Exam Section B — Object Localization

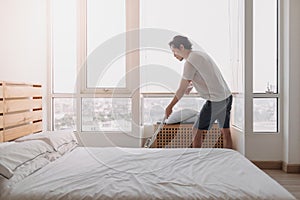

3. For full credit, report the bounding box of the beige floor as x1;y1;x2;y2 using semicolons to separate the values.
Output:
264;170;300;200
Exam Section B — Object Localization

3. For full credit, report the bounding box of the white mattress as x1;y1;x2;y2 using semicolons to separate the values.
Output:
0;147;295;200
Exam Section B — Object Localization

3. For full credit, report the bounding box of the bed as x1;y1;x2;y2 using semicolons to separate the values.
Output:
0;81;296;200
0;146;295;200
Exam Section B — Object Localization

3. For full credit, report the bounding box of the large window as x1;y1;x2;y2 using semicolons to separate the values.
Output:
53;98;76;130
51;0;77;131
140;0;234;93
51;0;129;132
52;0;77;93
86;0;126;89
253;0;278;133
253;98;277;132
143;97;205;124
82;98;131;132
140;0;239;127
50;0;279;136
253;0;278;94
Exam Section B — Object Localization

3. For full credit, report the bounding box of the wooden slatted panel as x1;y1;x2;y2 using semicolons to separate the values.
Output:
0;82;3;139
153;124;192;148
4;110;43;128
0;101;3;114
0;82;43;142
203;128;223;148
0;130;3;142
0;83;3;99
4;99;42;113
4;85;42;98
4;121;43;142
0;115;3;129
153;123;223;148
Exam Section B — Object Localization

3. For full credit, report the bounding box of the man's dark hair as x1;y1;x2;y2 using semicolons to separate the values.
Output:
168;35;192;50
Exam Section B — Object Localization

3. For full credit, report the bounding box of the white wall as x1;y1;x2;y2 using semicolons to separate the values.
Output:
0;0;47;83
283;0;300;164
0;0;48;129
245;134;282;161
231;127;245;155
234;0;300;164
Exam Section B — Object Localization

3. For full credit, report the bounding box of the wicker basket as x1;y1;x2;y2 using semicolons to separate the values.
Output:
152;123;223;148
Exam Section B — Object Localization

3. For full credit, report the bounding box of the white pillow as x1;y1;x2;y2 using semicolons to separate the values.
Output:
45;140;78;162
0;142;15;179
1;156;50;189
16;130;78;151
0;140;53;179
166;108;199;124
57;140;78;155
182;115;198;124
45;151;61;162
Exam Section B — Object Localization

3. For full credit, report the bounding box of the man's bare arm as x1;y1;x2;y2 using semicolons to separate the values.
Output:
165;79;191;118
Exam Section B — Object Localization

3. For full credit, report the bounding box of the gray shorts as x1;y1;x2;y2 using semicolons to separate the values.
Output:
193;95;232;130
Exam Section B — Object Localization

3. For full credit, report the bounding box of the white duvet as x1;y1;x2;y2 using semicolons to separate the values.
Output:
0;147;295;200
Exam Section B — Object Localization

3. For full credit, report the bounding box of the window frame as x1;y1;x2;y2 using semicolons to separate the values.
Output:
80;0;135;96
49;0;140;133
48;0;282;136
252;0;280;134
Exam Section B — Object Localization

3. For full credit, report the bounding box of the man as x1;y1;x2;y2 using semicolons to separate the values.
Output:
165;35;233;149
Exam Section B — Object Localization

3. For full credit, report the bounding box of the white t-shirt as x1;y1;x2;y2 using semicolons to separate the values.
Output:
182;51;231;101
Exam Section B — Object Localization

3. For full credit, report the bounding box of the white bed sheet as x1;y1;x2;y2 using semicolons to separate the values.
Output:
0;147;295;200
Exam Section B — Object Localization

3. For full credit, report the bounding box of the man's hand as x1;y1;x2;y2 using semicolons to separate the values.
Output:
165;79;190;119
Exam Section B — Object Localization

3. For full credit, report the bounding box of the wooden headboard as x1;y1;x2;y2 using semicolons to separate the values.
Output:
0;81;42;142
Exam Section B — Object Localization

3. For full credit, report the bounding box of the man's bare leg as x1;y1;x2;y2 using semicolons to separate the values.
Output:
220;128;232;149
192;128;205;148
